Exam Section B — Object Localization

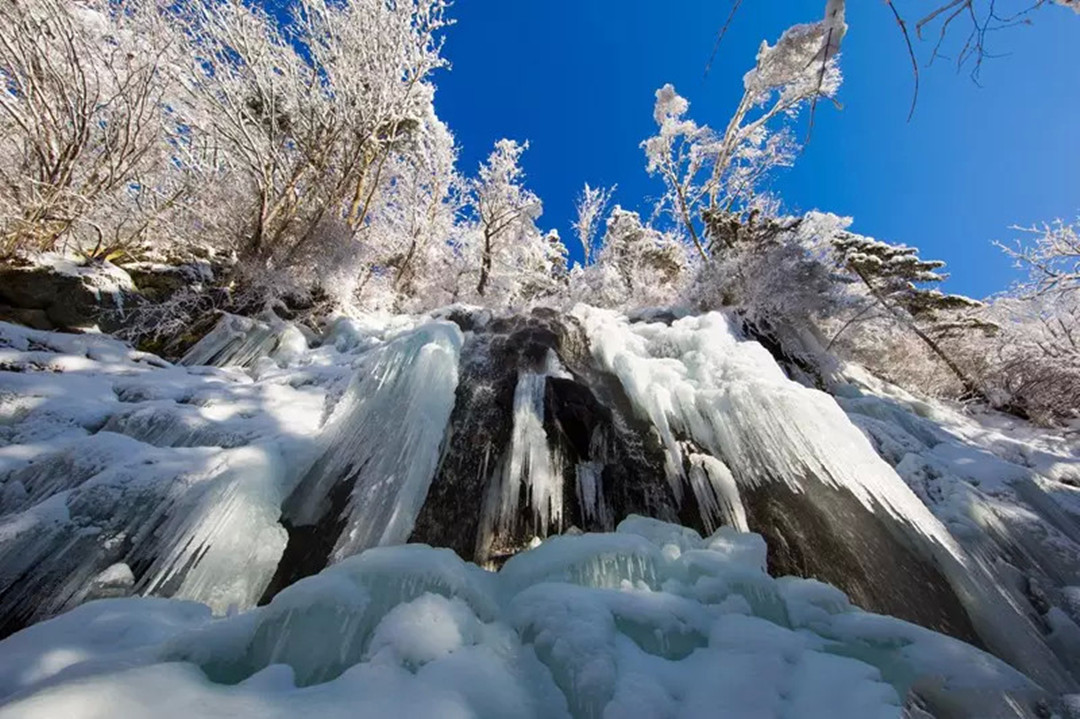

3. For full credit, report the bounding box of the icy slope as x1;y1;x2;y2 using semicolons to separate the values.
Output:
0;517;1044;719
0;315;459;631
838;365;1080;683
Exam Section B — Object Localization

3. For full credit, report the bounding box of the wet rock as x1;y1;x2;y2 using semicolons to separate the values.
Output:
741;478;983;646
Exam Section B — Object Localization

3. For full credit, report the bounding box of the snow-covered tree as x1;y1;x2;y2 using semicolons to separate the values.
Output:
0;0;181;260
169;0;451;307
996;218;1080;299
466;139;546;301
831;231;987;395
571;206;691;309
643;1;845;260
913;291;1080;423
573;183;615;266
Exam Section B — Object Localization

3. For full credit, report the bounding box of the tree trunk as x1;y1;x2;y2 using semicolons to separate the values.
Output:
477;228;493;297
854;268;984;400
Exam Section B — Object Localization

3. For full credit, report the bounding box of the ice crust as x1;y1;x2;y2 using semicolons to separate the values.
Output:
0;517;1041;719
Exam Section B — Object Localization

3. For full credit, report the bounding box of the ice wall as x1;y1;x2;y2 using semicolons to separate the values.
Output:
0;315;460;631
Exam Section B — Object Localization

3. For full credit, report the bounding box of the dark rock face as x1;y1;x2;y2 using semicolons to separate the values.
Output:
0;305;52;331
0;261;135;330
742;479;983;646
123;262;209;303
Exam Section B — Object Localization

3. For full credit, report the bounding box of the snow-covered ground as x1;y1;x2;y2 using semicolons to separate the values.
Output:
0;516;1043;718
1;308;1080;717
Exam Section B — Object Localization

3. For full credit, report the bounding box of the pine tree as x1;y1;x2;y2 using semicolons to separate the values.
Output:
832;233;989;397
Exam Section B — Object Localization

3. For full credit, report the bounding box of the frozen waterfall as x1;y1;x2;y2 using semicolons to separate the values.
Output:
3;304;1080;716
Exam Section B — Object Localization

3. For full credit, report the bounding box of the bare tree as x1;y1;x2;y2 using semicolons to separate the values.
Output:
0;0;178;260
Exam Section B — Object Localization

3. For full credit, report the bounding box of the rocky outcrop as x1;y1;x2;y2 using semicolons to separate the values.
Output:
0;256;135;331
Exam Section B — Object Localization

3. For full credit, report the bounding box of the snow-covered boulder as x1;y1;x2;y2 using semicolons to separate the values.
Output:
0;255;136;330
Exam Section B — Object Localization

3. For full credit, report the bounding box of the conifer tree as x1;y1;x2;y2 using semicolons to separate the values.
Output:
832;233;988;396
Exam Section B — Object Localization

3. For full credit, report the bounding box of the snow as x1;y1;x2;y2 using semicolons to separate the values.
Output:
4;305;1080;714
0;517;1041;719
0;315;460;625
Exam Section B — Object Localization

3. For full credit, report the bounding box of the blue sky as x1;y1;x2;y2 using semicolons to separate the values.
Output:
433;1;1078;299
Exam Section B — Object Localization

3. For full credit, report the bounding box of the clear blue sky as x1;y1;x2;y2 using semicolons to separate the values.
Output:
432;1;1078;299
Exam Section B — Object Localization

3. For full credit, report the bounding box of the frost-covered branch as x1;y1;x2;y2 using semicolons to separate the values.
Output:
573;183;615;266
997;218;1080;299
642;1;845;260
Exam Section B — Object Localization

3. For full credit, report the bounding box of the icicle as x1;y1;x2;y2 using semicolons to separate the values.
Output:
285;321;462;562
688;454;748;533
575;460;609;527
574;305;960;547
137;445;289;612
480;350;568;556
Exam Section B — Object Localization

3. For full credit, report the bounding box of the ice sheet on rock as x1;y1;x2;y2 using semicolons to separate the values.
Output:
284;321;462;561
688;453;748;533
0;314;465;631
0;518;1046;719
574;306;1079;694
837;362;1080;693
0;441;292;623
181;314;309;369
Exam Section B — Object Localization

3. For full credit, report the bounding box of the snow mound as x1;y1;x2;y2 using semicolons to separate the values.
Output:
0;517;1042;719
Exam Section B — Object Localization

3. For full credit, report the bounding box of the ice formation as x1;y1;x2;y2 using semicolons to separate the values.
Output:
0;517;1044;719
3;303;1080;714
573;306;961;542
479;349;569;559
574;306;1080;695
0;314;459;629
283;320;461;560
